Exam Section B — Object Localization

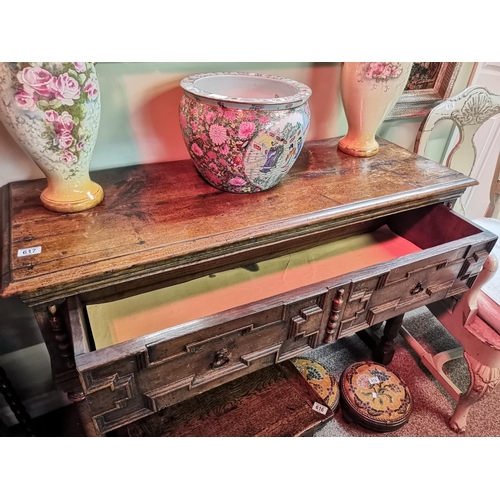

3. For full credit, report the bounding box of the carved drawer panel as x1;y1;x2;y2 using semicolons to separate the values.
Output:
69;285;348;434
338;235;495;339
67;204;497;435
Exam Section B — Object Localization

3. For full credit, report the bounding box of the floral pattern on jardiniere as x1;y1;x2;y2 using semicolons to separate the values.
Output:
179;95;310;193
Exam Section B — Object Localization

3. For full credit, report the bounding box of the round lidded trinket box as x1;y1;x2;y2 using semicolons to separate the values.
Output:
340;361;413;432
292;358;340;412
179;72;311;193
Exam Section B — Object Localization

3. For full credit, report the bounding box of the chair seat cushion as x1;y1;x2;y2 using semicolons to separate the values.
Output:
339;361;413;432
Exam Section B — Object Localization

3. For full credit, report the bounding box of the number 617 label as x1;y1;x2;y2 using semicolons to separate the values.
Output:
17;246;42;257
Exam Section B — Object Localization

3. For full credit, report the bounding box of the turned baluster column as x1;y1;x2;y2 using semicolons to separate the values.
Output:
324;289;345;344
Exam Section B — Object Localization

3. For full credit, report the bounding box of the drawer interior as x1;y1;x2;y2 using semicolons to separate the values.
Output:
85;203;485;350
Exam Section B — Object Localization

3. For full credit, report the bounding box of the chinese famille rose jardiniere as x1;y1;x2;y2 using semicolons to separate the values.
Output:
179;72;311;193
0;62;104;212
338;62;412;157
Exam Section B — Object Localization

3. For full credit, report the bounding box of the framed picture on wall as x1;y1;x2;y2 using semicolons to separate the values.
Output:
387;62;462;119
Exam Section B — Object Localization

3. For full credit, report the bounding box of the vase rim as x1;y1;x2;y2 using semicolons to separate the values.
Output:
180;72;312;109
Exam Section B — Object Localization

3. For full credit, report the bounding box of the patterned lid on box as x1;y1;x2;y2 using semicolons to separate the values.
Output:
292;358;340;410
340;361;413;428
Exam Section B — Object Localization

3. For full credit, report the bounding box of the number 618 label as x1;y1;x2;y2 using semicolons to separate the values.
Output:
17;246;42;257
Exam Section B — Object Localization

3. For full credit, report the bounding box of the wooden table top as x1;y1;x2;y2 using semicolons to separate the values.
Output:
1;136;476;305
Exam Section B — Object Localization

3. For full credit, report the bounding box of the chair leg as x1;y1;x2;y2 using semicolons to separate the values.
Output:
449;352;500;434
400;326;462;401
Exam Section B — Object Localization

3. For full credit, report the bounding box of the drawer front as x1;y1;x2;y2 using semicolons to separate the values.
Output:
338;240;493;338
76;284;347;434
70;206;496;434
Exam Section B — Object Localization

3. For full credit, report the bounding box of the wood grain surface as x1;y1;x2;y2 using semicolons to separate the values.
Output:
124;361;334;437
1;136;476;305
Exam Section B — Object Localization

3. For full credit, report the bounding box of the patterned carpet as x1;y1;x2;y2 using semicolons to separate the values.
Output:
306;307;500;437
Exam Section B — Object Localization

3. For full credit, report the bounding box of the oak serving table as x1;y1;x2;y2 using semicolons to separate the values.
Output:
1;137;497;436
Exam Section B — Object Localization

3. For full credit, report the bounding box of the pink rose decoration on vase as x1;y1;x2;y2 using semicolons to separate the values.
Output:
44;110;59;123
391;65;403;78
14;89;37;110
363;63;404;82
357;62;406;91
61;150;77;164
57;131;74;149
83;74;99;101
73;62;86;72
17;67;54;97
51;73;81;105
56;111;75;132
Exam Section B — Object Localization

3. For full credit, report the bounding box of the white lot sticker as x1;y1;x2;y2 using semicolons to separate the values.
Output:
312;402;328;415
17;246;42;257
369;376;380;385
372;392;377;399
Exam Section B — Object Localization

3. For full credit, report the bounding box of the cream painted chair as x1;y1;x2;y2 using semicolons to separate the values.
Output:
400;85;500;433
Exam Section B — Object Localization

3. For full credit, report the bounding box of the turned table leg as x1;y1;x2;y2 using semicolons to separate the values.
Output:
372;314;404;365
449;352;500;434
0;365;35;436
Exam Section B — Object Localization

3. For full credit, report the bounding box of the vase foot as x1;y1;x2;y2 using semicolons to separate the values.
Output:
41;182;104;213
338;139;379;157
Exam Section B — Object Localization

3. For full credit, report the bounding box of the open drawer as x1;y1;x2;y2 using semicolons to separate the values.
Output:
67;203;497;434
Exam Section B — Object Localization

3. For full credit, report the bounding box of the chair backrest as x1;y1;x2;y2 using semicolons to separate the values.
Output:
414;85;500;217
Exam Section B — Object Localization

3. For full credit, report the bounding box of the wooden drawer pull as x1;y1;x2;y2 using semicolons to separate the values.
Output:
211;348;230;369
410;282;424;295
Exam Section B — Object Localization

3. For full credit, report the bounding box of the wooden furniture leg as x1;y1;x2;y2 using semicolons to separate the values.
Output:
373;314;404;365
0;365;35;436
449;352;500;434
68;392;102;437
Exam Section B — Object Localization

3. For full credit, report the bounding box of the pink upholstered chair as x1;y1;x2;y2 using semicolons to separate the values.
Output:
400;85;500;433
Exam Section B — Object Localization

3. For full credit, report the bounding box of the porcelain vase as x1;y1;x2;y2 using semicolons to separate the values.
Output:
179;72;311;193
0;62;104;212
338;62;413;157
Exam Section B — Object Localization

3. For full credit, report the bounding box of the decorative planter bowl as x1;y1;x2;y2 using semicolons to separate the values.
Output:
179;72;311;193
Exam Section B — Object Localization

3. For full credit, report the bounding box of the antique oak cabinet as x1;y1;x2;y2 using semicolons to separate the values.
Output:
1;137;497;436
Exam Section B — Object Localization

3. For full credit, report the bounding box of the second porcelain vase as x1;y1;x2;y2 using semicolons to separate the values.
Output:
338;62;413;157
0;62;104;212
